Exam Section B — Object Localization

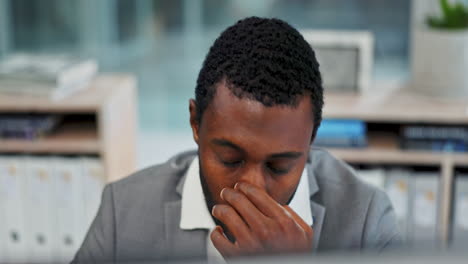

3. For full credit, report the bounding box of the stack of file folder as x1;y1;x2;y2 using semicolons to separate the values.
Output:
0;155;105;263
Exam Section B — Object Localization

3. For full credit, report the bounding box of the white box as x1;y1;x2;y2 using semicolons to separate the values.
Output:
0;156;27;263
52;157;86;263
301;30;374;93
24;156;55;263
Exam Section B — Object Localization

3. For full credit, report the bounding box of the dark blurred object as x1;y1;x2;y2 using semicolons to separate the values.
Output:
0;114;61;140
400;125;468;152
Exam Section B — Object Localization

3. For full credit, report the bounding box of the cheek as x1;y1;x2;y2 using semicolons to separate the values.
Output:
199;150;238;203
269;178;301;205
268;163;306;205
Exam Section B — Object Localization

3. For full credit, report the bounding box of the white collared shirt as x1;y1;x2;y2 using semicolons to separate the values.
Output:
180;157;313;263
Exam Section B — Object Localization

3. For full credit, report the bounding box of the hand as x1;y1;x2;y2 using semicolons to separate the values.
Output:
210;182;313;258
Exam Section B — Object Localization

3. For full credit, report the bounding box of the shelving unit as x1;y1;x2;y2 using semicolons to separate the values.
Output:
0;74;138;182
322;88;468;246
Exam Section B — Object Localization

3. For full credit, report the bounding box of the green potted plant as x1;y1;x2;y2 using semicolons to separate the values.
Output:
411;0;468;98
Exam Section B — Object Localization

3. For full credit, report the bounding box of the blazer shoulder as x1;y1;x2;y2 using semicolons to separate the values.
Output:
310;147;376;195
311;148;376;190
109;150;197;207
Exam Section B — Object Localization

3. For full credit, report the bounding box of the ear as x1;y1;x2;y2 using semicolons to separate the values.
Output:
189;99;200;145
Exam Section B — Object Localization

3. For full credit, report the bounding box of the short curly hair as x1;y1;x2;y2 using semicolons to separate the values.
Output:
195;17;323;138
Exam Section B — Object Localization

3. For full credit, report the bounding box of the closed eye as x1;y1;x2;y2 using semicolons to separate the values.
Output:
221;160;244;168
266;163;291;175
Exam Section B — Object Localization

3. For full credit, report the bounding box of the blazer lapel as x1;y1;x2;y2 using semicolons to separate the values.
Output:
310;201;326;251
307;155;327;251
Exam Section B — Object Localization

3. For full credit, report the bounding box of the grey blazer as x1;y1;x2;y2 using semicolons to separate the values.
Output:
72;148;401;262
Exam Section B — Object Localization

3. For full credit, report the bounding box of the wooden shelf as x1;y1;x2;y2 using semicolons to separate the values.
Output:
0;122;100;154
0;73;137;182
330;147;468;166
324;88;468;124
326;133;468;166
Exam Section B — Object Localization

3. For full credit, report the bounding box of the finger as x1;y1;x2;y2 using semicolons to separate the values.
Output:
284;205;314;245
220;187;269;231
235;182;285;219
211;204;258;246
210;226;238;258
283;205;313;236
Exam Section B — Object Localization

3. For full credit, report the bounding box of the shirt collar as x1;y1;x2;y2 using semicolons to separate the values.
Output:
180;157;313;230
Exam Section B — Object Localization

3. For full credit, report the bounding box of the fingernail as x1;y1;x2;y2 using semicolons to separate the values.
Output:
234;182;239;190
211;205;217;215
220;188;226;199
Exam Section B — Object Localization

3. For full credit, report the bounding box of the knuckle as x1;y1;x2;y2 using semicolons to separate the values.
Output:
225;189;246;204
210;230;219;241
216;205;233;218
240;182;256;195
278;216;295;228
226;189;249;206
256;226;271;240
229;189;242;200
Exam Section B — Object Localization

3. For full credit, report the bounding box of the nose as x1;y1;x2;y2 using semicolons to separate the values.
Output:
238;164;267;190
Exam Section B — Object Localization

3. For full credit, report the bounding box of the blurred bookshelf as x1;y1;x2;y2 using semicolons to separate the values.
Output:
0;74;137;262
0;74;138;182
321;88;468;247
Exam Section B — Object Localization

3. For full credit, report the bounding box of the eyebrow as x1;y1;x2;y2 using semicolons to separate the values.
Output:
211;138;303;159
211;139;244;152
269;152;303;159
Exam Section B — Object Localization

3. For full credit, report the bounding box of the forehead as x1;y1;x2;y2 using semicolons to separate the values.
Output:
201;82;314;152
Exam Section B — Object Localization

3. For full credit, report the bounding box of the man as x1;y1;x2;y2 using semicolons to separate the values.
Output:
73;17;400;263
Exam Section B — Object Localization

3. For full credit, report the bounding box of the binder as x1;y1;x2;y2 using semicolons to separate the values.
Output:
0;156;27;263
452;173;468;246
355;167;386;190
384;168;411;242
81;157;105;242
410;171;440;248
24;156;55;263
52;157;85;263
0;156;8;262
0;190;4;261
